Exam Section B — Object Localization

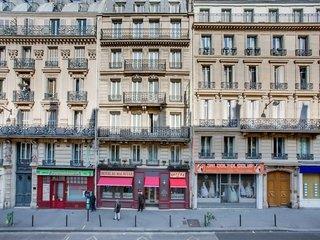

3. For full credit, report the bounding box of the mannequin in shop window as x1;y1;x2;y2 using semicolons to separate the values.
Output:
245;182;254;198
227;185;238;203
240;181;246;198
208;180;215;198
201;181;209;198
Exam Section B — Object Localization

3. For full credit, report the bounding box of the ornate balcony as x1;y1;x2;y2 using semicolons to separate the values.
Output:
222;153;238;159
297;153;314;160
198;119;239;128
45;60;59;68
109;62;123;69
199;119;215;127
199;48;214;55
67;91;88;107
244;48;261;56
295;82;313;90
101;28;189;40
13;90;34;105
43;93;58;102
146;159;160;166
169;95;183;102
70;160;84;167
270;82;288;90
124;60;166;74
169;62;182;69
244;82;262;90
271;153;288;160
68;58;88;71
295;49;312;56
108;95;122;102
0;60;7;68
13;58;35;72
198;152;215;159
123;92;166;107
241;118;320;133
270;48;287;56
221;82;238;90
42;159;56;166
198;81;215;89
246;153;262;159
98;126;190;142
221;47;237;55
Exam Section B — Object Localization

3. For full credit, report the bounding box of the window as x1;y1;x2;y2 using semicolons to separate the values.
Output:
246;100;259;119
272;36;283;50
17;142;32;164
149;20;160;38
169;2;180;13
202;65;211;84
170;113;181;128
199;9;210;22
110;79;121;100
110;111;120;133
148;79;159;93
22;46;32;59
201;136;212;157
67;177;88;201
102;186;133;199
77;19;87;35
149;2;160;13
317;9;320;22
170;50;182;68
46;110;57;126
221;9;231;22
47;78;56;97
224;100;237;120
110;49;122;68
303;174;320;199
47;47;58;66
201;35;212;54
148;145;158;163
112;20;122;38
244;9;254;22
273;137;285;158
247;36;257;49
297;36;309;56
148;50;159;69
272;100;285;118
223;35;234;49
132;145;141;163
111;145;120;162
74;78;83;92
299;138;311;156
247;137;259;158
200;99;213;120
293;9;303;23
224;65;233;84
134;2;145;13
114;2;125;13
0;46;6;63
132;50;143;69
171;188;185;200
0;78;4;93
248;66;258;86
50;19;60;35
273;65;285;86
133;19;143;39
170;20;181;39
298;101;310;120
17;110;29;126
170;145;180;164
149;113;160;131
45;143;55;162
269;9;279;22
170;79;181;101
299;66;309;90
74;46;85;59
74;110;83;127
224;136;235;156
131;113;141;132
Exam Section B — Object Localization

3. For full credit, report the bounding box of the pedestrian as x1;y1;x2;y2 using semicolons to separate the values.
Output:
138;190;145;212
114;200;121;221
90;192;96;211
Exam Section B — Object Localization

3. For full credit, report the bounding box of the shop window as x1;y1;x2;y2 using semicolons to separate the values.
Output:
171;188;185;200
303;174;320;199
67;177;87;201
102;186;133;199
42;176;50;201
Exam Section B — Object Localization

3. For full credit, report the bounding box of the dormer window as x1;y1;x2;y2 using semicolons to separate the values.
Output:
134;2;145;13
114;2;125;13
169;2;180;13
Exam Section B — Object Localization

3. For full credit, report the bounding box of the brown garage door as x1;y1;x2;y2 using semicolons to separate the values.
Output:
267;171;291;207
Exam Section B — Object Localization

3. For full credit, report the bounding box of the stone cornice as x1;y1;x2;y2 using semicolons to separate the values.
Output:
0;36;96;45
100;39;190;47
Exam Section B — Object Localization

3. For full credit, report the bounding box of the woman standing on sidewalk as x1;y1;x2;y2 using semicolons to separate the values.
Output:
114;200;121;221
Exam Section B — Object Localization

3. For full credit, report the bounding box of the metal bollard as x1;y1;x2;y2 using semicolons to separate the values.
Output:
135;215;137;227
87;209;89;222
66;214;68;227
239;214;242;227
274;214;277;227
169;215;172;227
99;214;102;227
204;214;207;227
31;215;34;227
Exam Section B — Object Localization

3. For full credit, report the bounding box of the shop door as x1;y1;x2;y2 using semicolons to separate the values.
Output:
145;187;158;205
51;181;65;208
267;171;290;207
15;174;32;206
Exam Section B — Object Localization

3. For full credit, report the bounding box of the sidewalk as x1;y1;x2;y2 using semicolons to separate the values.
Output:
0;208;320;232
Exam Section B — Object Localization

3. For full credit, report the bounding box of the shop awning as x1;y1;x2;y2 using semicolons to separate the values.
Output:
300;166;320;173
170;178;187;188
144;176;159;187
97;177;133;187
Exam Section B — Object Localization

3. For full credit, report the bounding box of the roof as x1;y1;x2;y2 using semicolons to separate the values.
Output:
194;0;320;3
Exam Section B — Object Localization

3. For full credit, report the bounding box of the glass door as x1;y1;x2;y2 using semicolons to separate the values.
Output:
51;181;65;208
148;50;159;70
145;187;158;205
132;50;143;70
221;175;239;203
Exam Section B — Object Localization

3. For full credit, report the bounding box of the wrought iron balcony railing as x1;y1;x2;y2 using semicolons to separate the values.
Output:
270;82;288;90
13;90;34;103
67;91;88;102
101;28;189;40
295;49;312;56
98;127;190;141
124;60;166;72
44;93;58;101
198;119;239;128
14;58;35;69
107;158;121;165
109;62;123;69
128;159;142;166
272;153;288;160
198;152;215;159
17;158;32;166
123;92;166;105
244;82;262;90
221;47;237;55
270;48;287;56
70;160;84;167
241;118;320;132
195;13;320;23
169;62;182;69
245;48;261;56
45;60;59;68
222;152;238;159
108;95;122;102
0;92;6;100
221;82;238;90
199;119;215;127
42;159;56;166
0;60;7;68
0;25;96;37
297;153;314;160
146;159;160;166
198;81;215;89
295;82;313;90
199;48;214;55
245;153;262;159
169;95;183;102
68;58;88;70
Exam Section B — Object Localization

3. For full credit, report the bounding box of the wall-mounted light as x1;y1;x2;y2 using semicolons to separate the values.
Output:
162;180;166;185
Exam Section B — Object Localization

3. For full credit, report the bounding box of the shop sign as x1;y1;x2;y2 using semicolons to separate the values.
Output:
195;163;265;174
100;170;134;177
170;172;186;178
36;169;94;177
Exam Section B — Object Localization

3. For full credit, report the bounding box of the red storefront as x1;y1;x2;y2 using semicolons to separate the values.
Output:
97;168;189;209
36;168;94;209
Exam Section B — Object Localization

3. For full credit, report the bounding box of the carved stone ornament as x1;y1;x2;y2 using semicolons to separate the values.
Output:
61;49;70;60
31;141;39;164
8;49;18;60
88;49;96;60
3;140;12;164
34;50;44;60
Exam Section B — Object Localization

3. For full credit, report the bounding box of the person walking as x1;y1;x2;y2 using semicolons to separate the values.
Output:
137;190;145;212
114;200;121;221
90;192;96;212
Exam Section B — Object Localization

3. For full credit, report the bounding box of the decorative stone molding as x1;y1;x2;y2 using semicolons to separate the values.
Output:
61;49;70;60
34;49;44;60
3;140;12;165
8;49;18;60
88;49;96;60
31;141;39;164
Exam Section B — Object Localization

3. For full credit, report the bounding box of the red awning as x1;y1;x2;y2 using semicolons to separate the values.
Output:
170;178;187;188
144;176;160;187
97;177;133;187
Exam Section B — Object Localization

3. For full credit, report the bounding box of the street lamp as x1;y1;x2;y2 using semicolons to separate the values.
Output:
0;106;12;124
261;99;279;118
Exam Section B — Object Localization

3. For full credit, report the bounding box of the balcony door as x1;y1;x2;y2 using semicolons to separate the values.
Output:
74;78;84;92
17;110;30;126
131;113;142;132
148;145;158;164
272;101;285;119
223;36;233;49
246;100;259;119
111;145;120;163
247;36;257;49
300;138;311;156
110;112;120;133
22;47;32;59
75;47;85;59
133;20;143;39
297;101;310;120
148;50;159;69
298;36;308;51
149;113;159;133
50;19;60;35
149;20;160;38
170;20;181;39
273;66;284;85
77;19;87;35
224;100;238;121
201;35;212;51
132;50;143;69
170;113;181;129
224;66;233;84
112;20;122;38
272;36;283;50
74;110;83;128
131;80;141;102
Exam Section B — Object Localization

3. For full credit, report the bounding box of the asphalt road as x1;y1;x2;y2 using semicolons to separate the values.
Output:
1;231;320;240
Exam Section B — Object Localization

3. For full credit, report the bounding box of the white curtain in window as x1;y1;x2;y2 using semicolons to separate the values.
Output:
298;101;310;119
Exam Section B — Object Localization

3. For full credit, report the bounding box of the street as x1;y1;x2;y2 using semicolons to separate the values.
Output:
1;231;320;240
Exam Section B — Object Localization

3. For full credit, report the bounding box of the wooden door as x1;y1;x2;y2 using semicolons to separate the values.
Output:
267;171;290;207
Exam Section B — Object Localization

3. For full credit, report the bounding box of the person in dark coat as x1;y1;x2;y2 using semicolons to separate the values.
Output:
137;190;145;212
90;192;96;211
114;200;121;221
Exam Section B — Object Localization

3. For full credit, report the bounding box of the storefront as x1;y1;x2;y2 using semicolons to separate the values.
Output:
36;168;94;209
194;163;264;208
299;166;320;208
97;168;189;209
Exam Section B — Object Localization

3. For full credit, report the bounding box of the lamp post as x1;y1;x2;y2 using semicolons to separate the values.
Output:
261;98;279;118
0;106;12;124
